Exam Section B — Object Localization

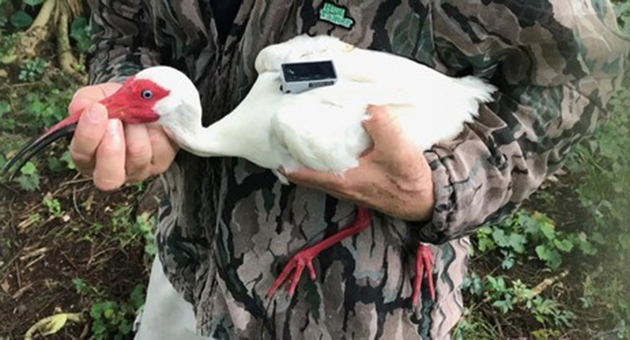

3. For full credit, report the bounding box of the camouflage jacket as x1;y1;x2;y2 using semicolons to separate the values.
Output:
86;0;628;339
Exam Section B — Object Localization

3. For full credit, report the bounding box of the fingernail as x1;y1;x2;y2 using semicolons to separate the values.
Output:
108;119;122;144
88;105;105;123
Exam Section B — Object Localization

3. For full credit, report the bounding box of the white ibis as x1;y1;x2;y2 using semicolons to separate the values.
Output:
2;34;496;305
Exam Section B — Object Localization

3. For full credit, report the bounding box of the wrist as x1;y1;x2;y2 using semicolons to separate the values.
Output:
404;172;435;222
385;155;435;222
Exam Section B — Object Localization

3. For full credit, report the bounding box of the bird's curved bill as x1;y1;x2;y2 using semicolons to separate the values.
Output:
1;94;128;180
1;111;84;180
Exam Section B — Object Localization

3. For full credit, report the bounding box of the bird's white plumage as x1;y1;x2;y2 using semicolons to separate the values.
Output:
140;35;497;182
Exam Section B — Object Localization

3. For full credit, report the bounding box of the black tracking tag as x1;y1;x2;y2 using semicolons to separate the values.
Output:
280;61;338;94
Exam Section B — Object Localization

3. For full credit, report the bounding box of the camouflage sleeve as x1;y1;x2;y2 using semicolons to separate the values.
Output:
415;0;629;243
86;0;161;84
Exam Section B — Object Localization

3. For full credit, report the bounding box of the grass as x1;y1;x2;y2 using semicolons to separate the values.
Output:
454;3;630;338
456;34;630;340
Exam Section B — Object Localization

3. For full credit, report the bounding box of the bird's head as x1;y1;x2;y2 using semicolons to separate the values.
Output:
101;66;201;124
2;66;200;179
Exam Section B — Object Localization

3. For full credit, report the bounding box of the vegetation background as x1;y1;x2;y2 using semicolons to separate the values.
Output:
0;0;629;339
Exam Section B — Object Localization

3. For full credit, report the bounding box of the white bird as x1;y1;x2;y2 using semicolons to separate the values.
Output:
3;34;496;305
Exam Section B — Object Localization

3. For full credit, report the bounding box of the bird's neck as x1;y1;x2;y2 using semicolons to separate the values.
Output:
165;73;284;169
157;100;243;159
179;114;249;159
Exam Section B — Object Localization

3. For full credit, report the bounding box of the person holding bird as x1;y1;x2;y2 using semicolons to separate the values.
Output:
60;1;628;339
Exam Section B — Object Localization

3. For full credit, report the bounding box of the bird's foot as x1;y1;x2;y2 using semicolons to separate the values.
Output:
268;207;371;298
412;243;435;306
267;246;318;297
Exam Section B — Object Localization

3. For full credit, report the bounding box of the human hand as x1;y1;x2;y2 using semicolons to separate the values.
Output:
284;105;435;221
68;83;179;191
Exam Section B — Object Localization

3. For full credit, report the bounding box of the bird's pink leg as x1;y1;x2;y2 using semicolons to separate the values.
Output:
412;243;435;306
267;207;371;297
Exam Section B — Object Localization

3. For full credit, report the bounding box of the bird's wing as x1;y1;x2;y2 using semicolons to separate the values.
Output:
392;74;497;150
270;74;497;174
270;85;371;174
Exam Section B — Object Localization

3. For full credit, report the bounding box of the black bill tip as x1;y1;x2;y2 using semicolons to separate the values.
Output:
1;123;78;181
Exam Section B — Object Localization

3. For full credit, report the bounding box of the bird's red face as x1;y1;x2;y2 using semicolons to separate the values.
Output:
101;76;171;124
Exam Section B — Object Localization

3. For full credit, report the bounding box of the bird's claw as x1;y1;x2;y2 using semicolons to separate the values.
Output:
268;250;317;298
267;208;371;299
412;244;435;306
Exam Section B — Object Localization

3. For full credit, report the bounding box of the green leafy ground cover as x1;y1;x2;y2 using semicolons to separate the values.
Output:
0;0;629;339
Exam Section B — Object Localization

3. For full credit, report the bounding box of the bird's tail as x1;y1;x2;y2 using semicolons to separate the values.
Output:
457;76;497;104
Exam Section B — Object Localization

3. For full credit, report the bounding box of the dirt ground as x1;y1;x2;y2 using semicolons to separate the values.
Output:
0;165;161;339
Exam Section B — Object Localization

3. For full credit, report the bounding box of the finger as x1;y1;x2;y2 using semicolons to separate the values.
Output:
148;125;179;175
284;167;346;190
68;83;122;116
68;96;97;117
124;124;152;182
69;103;108;175
288;177;359;204
285;168;366;202
93;119;126;191
362;105;406;152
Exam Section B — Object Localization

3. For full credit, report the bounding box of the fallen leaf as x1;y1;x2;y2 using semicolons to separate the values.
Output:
0;53;17;64
24;313;83;340
1;280;10;294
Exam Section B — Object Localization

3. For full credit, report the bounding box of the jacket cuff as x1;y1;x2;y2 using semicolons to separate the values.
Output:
407;148;457;244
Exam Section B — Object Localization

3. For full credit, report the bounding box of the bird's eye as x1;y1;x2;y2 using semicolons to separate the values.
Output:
141;90;153;100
